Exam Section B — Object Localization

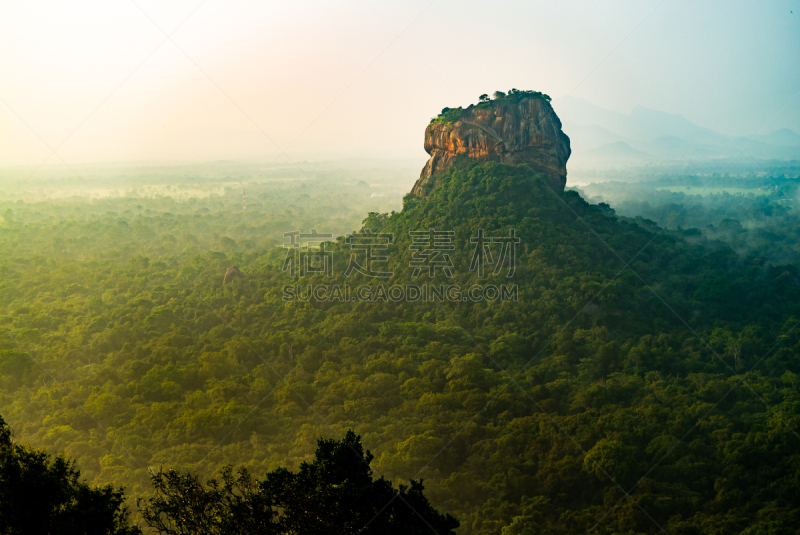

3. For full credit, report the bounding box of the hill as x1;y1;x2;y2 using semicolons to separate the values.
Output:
583;141;650;162
556;96;800;168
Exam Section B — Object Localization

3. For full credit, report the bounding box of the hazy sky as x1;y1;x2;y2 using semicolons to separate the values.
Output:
1;0;798;166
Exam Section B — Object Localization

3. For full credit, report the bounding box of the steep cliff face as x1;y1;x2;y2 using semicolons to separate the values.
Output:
413;96;571;194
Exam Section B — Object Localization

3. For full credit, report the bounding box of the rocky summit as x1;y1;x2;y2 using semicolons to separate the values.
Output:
413;90;571;195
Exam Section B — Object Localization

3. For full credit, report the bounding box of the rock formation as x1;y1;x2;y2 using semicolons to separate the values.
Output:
413;93;571;194
223;266;244;285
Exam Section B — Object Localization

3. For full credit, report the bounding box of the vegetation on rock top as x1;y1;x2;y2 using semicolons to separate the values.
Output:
430;89;553;125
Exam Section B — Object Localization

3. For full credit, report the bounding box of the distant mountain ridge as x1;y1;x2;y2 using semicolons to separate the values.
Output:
555;96;800;169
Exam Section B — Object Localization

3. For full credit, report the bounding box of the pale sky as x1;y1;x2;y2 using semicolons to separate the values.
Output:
1;0;798;166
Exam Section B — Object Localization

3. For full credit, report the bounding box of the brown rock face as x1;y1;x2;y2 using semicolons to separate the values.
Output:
413;97;571;194
223;265;244;285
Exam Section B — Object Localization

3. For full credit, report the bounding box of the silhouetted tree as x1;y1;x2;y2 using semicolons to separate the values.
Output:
264;430;459;535
139;466;275;535
139;430;459;535
0;415;139;535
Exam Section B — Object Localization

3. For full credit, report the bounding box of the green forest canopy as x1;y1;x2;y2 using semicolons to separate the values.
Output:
0;161;799;534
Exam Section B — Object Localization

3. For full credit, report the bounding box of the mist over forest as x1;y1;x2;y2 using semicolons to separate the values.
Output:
5;155;797;268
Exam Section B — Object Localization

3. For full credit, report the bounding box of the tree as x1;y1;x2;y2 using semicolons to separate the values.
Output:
479;94;490;102
140;430;459;535
265;430;459;535
139;466;276;535
0;415;140;535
